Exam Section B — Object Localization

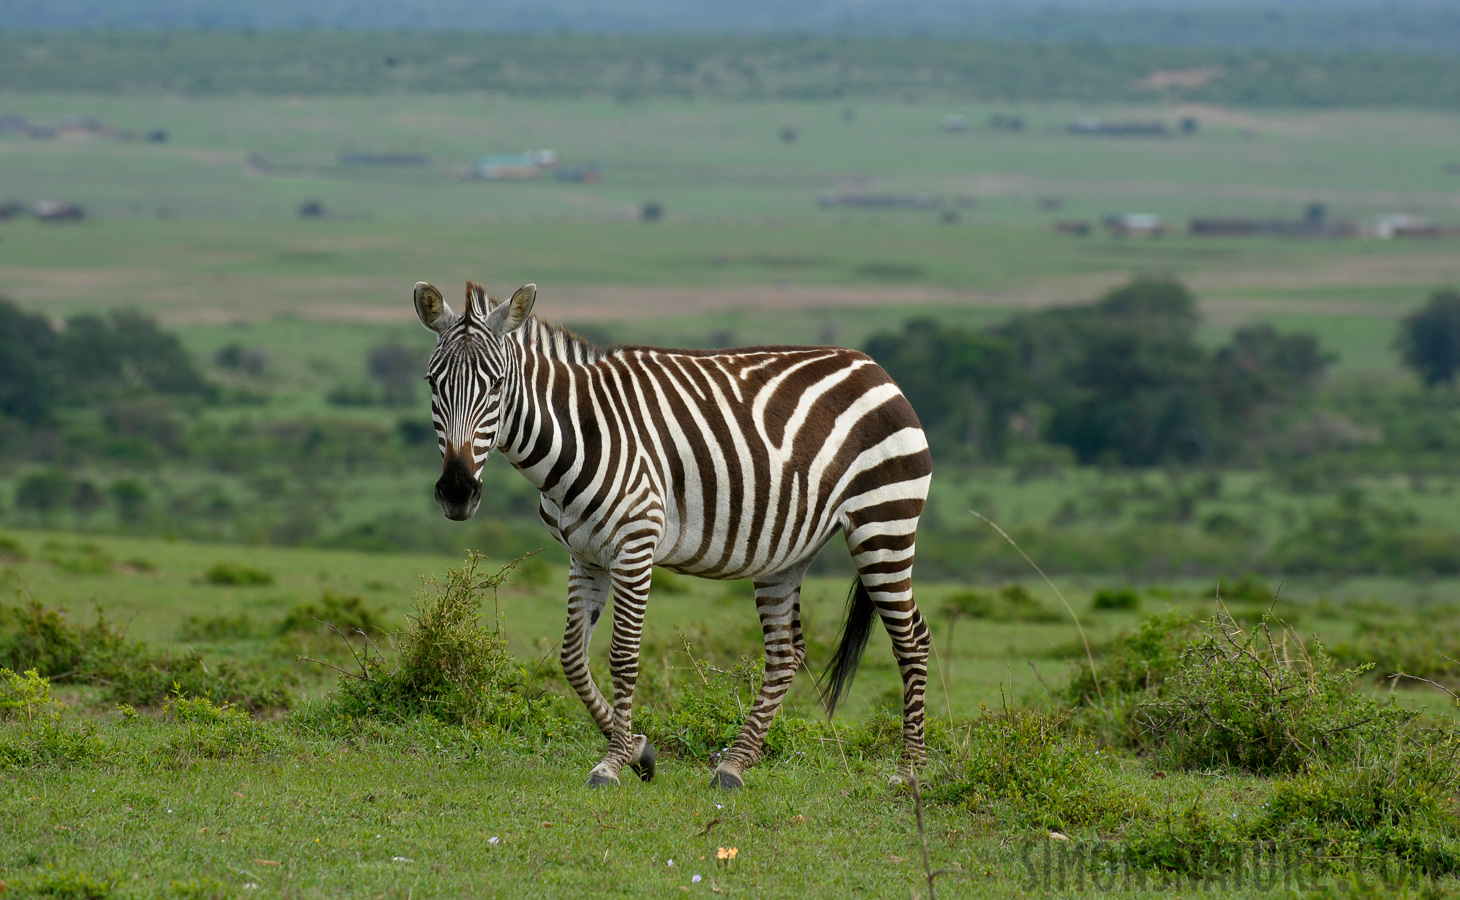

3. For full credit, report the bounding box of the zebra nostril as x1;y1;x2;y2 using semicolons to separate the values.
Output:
435;457;481;509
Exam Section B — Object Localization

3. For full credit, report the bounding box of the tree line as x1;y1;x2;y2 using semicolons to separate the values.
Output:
3;32;1460;108
867;279;1459;467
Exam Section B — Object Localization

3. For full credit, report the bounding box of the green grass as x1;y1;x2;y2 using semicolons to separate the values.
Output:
2;545;1458;897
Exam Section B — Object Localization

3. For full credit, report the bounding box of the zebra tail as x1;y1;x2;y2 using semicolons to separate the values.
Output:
819;575;876;717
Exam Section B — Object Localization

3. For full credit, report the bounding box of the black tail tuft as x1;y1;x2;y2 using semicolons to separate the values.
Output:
819;576;877;717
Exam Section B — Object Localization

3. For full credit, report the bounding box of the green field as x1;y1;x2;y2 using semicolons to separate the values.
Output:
4;78;1460;898
3;530;1460;897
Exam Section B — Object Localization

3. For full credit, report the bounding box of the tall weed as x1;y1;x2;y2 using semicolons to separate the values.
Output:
324;553;565;732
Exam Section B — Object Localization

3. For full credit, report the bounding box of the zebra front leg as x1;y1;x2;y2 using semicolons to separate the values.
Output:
710;570;807;790
561;560;614;737
586;564;654;787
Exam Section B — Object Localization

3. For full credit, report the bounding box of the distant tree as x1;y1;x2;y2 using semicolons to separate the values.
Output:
865;318;1025;460
367;341;421;406
0;298;60;424
1397;289;1460;388
15;469;74;514
1209;325;1329;417
56;310;206;401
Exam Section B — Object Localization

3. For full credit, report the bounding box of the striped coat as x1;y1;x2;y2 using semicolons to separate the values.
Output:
415;281;932;789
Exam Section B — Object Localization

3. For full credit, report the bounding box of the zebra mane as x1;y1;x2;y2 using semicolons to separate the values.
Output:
515;315;605;366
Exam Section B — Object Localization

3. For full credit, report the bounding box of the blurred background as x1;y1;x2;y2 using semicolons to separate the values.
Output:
2;0;1459;619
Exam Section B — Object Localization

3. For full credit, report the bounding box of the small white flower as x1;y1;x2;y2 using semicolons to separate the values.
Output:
692;874;702;883
667;859;674;866
715;804;723;810
243;884;259;891
488;836;500;845
392;856;412;863
167;809;173;813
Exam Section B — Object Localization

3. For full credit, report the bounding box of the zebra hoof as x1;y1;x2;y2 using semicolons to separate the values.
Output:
629;738;657;783
586;769;621;788
709;768;744;791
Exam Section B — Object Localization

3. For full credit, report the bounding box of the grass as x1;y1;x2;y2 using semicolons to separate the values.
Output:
2;556;1459;896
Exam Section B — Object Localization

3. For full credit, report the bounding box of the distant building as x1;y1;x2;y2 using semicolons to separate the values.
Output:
475;150;558;180
33;201;85;222
1070;117;1168;137
940;114;968;132
1102;213;1166;236
1371;213;1460;239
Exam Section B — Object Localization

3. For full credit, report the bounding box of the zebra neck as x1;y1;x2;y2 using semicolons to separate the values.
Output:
494;326;601;503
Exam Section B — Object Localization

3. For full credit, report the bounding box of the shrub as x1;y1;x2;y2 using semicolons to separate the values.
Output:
0;669;109;770
325;553;565;731
1064;610;1196;707
1091;587;1141;612
105;650;293;713
176;612;262;642
162;691;276;763
1135;612;1416;774
0;600;139;679
0;599;292;711
942;584;1059;623
1;667;62;723
0;534;27;561
931;706;1146;831
204;562;275;586
1329;619;1460;687
278;591;385;637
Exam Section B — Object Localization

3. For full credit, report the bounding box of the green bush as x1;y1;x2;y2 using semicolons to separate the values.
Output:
162;692;276;763
1136;612;1416;774
942;584;1059;623
1329;619;1460;687
1;667;62;723
0;599;292;711
1091;587;1141;612
1064;610;1196;707
176;612;262;642
105;650;293;713
0;534;27;561
326;553;565;732
203;562;276;586
0;669;109;770
931;706;1146;831
278;591;385;637
0;600;140;679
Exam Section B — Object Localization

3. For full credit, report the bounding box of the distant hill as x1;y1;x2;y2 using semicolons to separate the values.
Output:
4;31;1460;108
2;0;1458;54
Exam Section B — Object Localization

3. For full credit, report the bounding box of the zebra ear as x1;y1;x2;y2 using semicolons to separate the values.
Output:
413;282;456;333
486;283;536;336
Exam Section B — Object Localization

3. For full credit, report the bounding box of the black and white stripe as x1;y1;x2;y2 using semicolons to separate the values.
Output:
414;280;933;788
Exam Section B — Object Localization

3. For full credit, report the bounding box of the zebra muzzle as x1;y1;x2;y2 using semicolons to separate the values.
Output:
435;454;482;521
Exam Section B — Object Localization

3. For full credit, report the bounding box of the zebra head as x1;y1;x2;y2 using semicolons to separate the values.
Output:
413;280;536;521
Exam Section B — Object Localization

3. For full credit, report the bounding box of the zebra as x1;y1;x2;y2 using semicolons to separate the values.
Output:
413;279;933;789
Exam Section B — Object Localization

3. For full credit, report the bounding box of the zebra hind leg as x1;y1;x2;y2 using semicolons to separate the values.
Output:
710;568;807;790
847;518;931;787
